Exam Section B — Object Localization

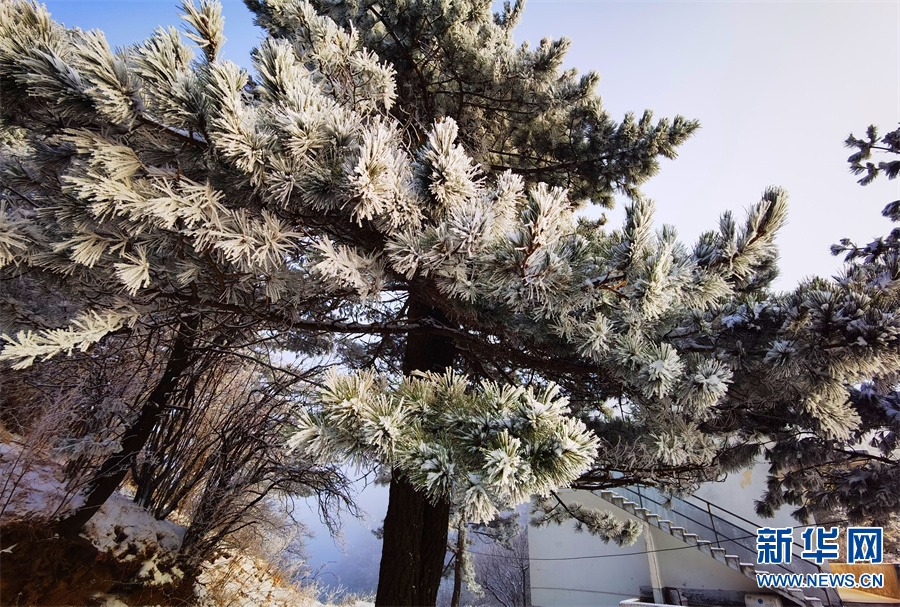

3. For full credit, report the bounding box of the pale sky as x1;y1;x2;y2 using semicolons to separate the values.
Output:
511;1;900;290
38;0;900;593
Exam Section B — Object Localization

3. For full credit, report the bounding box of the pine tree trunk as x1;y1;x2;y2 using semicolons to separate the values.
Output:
376;472;426;606
418;494;451;605
56;316;198;538
375;301;454;607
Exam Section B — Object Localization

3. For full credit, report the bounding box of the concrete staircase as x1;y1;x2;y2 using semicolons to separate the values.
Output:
596;489;830;607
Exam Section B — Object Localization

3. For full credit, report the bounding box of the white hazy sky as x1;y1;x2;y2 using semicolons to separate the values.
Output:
43;0;900;289
511;1;900;290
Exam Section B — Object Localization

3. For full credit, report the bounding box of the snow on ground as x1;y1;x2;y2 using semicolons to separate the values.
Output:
0;434;184;571
1;431;373;607
194;549;374;607
195;551;319;607
91;594;132;607
0;437;84;520
84;492;184;558
84;492;187;587
1;434;186;589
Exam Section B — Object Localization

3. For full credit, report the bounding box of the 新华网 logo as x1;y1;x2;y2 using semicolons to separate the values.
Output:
754;526;885;591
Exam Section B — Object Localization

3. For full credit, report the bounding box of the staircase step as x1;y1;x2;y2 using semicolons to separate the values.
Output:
710;547;727;563
744;569;822;607
593;489;821;607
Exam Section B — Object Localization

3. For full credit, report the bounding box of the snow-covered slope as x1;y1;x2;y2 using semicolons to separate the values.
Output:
1;433;372;607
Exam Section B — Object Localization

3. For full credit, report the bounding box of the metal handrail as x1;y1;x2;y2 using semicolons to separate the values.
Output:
601;485;843;606
678;489;813;555
620;486;821;570
625;485;812;557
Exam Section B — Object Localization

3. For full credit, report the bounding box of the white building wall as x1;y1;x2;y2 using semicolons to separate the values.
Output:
529;463;815;606
529;490;651;607
690;464;811;560
693;466;796;529
651;523;759;593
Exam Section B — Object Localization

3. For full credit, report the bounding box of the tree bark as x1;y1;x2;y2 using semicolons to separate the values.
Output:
56;316;198;538
376;472;426;606
418;492;451;605
375;300;455;607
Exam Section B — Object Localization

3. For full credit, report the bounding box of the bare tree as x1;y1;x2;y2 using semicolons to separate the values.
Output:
472;528;531;607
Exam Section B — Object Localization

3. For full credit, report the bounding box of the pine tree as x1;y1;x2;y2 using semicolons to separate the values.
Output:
2;1;898;605
234;3;705;602
0;1;703;601
743;125;900;525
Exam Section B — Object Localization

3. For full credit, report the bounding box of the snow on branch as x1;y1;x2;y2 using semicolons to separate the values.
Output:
289;370;600;524
0;309;140;370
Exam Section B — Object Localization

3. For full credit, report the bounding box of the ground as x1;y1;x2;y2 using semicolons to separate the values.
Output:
0;430;373;607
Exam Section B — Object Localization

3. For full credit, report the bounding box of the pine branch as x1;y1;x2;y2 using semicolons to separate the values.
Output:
137;114;208;148
366;5;433;121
